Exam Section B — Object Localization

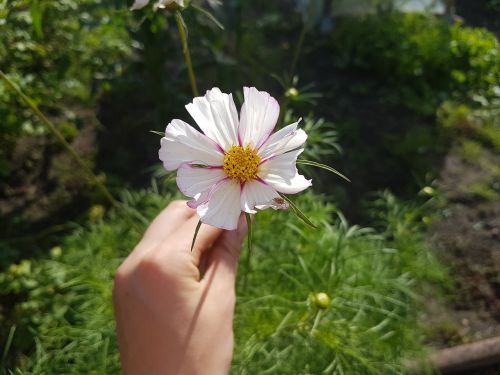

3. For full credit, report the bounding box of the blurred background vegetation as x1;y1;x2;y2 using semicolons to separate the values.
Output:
0;0;499;374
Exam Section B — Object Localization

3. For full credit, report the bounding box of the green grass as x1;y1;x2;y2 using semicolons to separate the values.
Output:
0;182;446;374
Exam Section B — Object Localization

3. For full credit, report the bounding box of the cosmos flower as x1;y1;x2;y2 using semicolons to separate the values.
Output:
159;87;312;230
130;0;185;11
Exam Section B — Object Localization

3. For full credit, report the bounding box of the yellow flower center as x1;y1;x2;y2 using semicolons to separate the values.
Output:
223;145;261;183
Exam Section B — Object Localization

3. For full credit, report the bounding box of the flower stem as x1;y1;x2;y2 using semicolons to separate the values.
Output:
0;70;118;208
175;10;199;97
288;24;307;81
279;23;307;126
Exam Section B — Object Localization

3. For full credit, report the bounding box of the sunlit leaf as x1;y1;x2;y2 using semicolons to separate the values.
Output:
297;159;350;182
149;130;165;136
191;4;224;30
279;193;317;229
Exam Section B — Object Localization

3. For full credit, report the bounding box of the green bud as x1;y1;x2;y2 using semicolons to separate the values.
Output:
50;246;63;258
158;0;188;11
88;205;105;223
313;292;331;309
285;87;299;98
421;186;435;196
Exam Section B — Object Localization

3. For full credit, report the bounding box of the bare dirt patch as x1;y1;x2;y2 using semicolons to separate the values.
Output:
425;147;500;373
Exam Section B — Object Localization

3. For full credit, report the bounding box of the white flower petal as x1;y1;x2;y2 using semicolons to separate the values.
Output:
197;179;242;230
260;148;303;178
240;179;287;213
261;172;312;195
256;198;289;210
257;119;306;160
159;119;224;171
185;88;239;151
187;178;228;209
239;87;280;149
130;0;149;10
176;165;226;198
258;149;312;194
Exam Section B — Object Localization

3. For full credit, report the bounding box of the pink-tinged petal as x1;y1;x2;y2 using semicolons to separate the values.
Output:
185;88;239;151
239;87;280;148
130;0;149;10
196;179;242;230
187;177;228;209
256;198;289;210
240;179;288;213
176;164;226;198
257;119;306;160
159;119;223;171
258;149;312;194
260;148;304;179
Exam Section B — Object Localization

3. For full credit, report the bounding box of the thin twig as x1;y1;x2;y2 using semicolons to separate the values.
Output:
0;70;118;208
175;11;199;97
289;24;307;80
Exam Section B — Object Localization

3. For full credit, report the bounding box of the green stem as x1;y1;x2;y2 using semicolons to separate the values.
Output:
1;325;16;368
175;11;199;97
241;213;253;292
0;70;118;208
288;24;307;82
279;24;307;126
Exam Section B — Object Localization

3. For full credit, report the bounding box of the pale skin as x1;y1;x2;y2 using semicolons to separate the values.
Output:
113;201;247;375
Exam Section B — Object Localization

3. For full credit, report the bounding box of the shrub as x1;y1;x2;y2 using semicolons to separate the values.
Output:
0;0;132;177
330;13;500;114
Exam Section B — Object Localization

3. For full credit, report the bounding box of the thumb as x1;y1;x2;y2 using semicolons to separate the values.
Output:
202;214;247;292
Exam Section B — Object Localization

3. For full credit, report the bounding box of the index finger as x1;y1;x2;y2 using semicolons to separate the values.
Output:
128;200;196;264
161;213;225;268
142;200;196;245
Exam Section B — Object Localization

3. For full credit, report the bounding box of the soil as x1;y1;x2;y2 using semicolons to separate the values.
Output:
309;3;500;372
424;147;500;374
0;108;99;263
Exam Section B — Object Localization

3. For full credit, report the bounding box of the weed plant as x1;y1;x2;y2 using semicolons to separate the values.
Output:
0;0;132;176
0;181;445;374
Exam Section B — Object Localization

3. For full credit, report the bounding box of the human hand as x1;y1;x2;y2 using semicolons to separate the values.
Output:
113;201;247;375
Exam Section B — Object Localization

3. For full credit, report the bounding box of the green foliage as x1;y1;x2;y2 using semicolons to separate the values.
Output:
437;100;472;130
330;13;500;114
0;0;132;176
453;139;500;202
437;98;500;151
233;194;437;374
0;182;446;374
367;191;449;285
0;184;174;374
298;112;342;161
0;2;492;374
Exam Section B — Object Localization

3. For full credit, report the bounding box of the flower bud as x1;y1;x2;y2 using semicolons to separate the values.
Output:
50;246;63;258
422;216;431;225
155;0;187;11
421;186;435;196
88;205;105;223
313;292;331;309
285;87;299;98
